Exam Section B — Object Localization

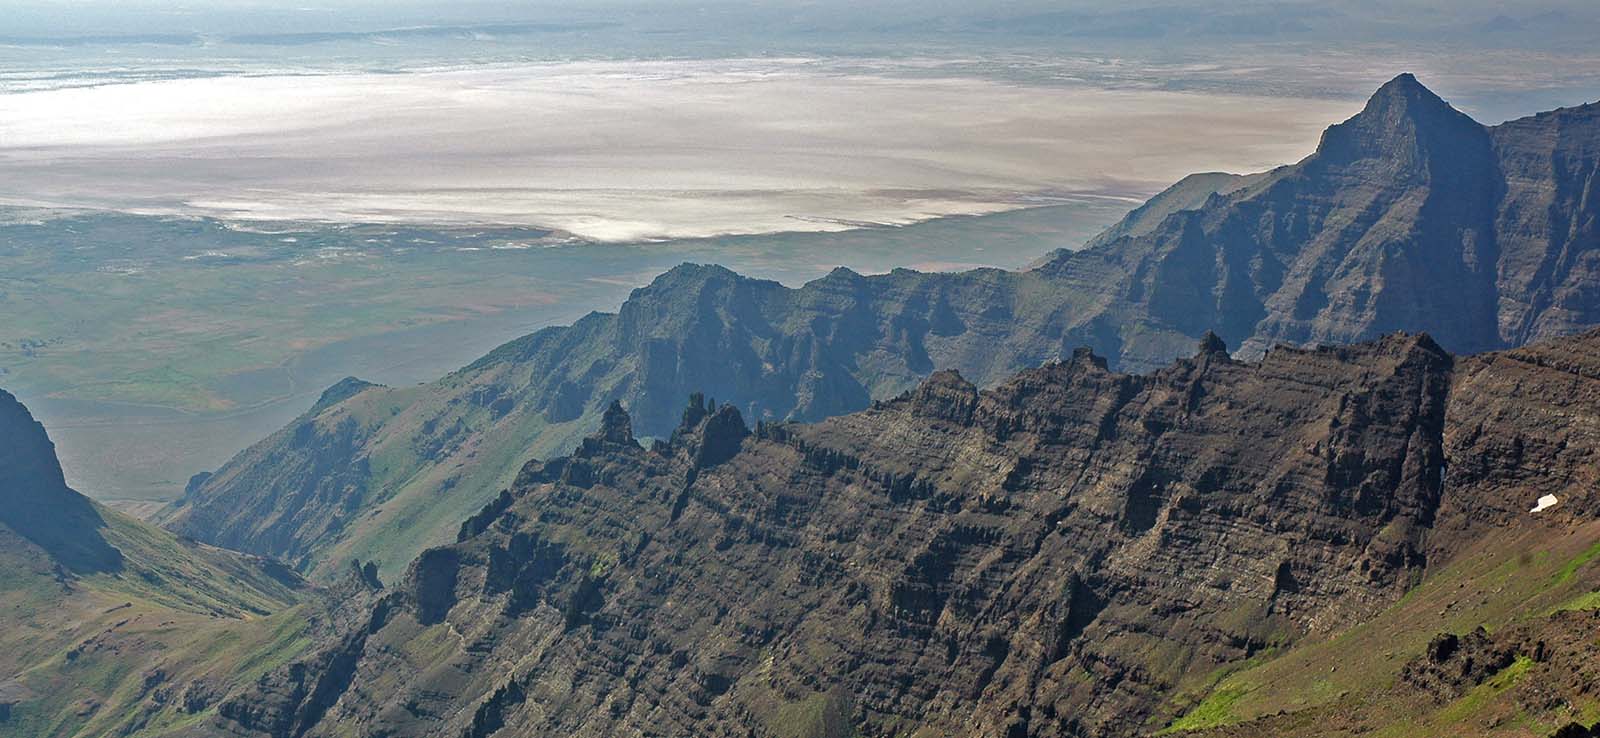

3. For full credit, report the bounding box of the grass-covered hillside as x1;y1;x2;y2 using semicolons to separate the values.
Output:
0;510;314;738
1162;523;1600;737
0;387;315;738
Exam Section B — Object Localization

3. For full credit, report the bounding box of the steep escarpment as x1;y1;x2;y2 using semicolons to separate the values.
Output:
1140;330;1600;735
1488;99;1600;345
200;331;1478;738
162;75;1600;583
1034;76;1600;366
1037;74;1507;363
162;263;1092;580
1435;333;1600;538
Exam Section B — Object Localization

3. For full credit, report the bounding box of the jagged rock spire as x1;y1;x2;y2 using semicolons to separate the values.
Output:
670;392;749;468
694;405;749;468
680;392;710;432
1197;331;1229;356
599;400;636;446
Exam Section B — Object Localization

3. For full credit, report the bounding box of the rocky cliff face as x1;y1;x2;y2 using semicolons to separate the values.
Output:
202;326;1600;738
162;75;1600;585
1038;74;1600;365
1488;99;1600;345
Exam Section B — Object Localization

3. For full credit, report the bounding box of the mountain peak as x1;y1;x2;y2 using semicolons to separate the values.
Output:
1362;73;1455;118
1375;72;1426;95
1312;73;1485;171
0;389;68;494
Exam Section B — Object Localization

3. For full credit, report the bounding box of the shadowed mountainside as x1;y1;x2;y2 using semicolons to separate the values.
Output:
1035;73;1600;361
0;388;123;573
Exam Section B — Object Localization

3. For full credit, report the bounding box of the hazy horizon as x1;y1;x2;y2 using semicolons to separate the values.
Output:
5;1;1600;242
0;57;1368;241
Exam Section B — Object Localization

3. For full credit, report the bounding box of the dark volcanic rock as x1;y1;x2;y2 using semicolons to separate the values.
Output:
1036;73;1575;365
1401;628;1517;701
596;400;635;446
1433;332;1600;548
204;330;1498;738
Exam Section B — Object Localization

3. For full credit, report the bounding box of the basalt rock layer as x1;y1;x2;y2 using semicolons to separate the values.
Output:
193;326;1600;738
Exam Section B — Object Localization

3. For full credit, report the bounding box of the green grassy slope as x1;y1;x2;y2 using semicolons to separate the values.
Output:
1155;522;1600;737
0;504;313;738
303;375;588;582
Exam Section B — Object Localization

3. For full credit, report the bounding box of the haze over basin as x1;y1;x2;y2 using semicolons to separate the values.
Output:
0;59;1359;241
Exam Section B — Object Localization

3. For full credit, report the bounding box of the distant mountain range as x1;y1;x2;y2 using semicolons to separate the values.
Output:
186;327;1600;737
160;74;1600;587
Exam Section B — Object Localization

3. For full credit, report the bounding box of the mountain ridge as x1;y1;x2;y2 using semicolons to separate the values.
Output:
161;75;1600;584
187;327;1600;738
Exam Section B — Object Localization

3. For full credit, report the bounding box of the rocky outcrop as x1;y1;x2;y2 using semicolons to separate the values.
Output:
1400;628;1518;701
1199;606;1600;738
202;327;1555;738
161;75;1600;585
